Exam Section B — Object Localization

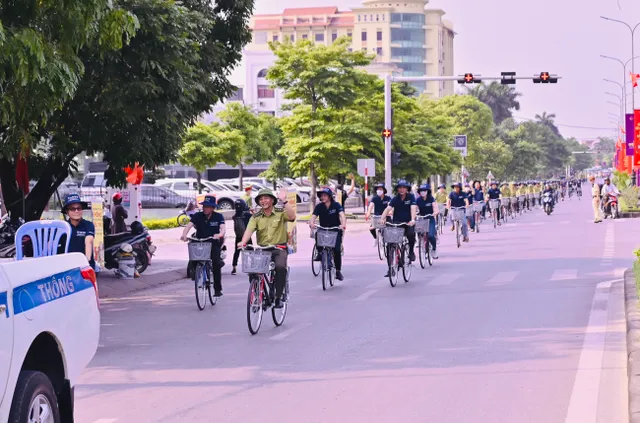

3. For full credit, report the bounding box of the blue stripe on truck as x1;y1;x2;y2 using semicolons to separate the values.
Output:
12;267;93;315
0;291;7;317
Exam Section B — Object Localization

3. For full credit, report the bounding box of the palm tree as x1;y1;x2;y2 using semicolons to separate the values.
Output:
534;112;560;136
465;82;521;124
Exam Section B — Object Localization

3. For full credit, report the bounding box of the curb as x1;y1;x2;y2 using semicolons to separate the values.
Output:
97;269;186;299
624;268;640;423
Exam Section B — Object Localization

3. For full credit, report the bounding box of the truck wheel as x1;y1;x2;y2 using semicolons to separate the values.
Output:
9;370;61;423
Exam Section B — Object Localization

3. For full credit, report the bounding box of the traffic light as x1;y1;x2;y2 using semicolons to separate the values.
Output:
501;72;516;85
533;72;558;83
392;152;401;165
457;73;482;84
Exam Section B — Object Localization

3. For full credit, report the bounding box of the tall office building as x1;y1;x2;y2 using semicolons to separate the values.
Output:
240;0;455;116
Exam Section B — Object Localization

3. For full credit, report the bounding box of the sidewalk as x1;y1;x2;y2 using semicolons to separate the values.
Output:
97;267;187;299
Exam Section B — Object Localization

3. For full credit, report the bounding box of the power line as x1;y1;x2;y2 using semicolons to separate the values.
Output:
512;116;614;131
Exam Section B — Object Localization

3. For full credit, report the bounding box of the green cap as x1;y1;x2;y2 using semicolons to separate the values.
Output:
255;188;277;203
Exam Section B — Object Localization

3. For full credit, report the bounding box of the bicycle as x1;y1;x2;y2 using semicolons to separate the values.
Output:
187;236;219;311
313;225;341;290
500;198;509;224
241;245;290;335
371;216;387;261
437;203;447;236
472;201;484;233
450;206;467;248
489;199;500;228
576;187;582;201
415;215;433;269
383;222;413;287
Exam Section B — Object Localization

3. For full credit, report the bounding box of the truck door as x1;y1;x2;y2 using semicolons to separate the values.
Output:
0;269;14;404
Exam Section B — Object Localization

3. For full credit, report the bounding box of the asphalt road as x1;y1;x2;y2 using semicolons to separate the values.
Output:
75;197;636;423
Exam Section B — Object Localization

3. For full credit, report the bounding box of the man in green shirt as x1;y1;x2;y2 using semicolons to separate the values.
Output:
242;184;254;212
238;188;296;308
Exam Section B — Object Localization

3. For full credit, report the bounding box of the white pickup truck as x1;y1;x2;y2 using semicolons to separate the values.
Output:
0;253;100;422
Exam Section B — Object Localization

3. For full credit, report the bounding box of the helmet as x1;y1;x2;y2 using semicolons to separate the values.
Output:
451;182;462;189
395;179;411;189
234;198;248;213
438;184;446;189
316;187;334;199
417;184;431;192
112;192;123;201
374;183;387;193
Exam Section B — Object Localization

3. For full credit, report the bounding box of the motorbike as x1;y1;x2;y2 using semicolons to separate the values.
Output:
0;213;24;258
603;194;619;219
542;192;554;215
104;221;156;274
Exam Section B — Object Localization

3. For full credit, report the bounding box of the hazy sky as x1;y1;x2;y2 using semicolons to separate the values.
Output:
230;0;640;141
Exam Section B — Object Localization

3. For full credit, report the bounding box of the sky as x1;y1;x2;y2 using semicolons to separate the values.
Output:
229;0;640;141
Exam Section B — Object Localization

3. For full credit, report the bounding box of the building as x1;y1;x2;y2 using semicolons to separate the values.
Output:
242;1;455;116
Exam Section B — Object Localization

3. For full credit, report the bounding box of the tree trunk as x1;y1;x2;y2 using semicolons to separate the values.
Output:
238;162;244;191
196;171;202;194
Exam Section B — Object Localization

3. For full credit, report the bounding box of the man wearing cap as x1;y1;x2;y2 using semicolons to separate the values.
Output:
589;175;602;223
238;188;296;308
242;184;254;212
380;180;417;262
63;194;96;268
180;195;226;296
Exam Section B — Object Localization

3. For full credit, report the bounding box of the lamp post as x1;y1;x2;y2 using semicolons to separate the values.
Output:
600;55;640;111
600;17;640;109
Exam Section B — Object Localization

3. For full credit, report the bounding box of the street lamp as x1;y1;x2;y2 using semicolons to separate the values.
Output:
603;78;626;114
600;17;640;109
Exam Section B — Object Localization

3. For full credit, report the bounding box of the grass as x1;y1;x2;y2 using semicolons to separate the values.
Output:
634;261;640;298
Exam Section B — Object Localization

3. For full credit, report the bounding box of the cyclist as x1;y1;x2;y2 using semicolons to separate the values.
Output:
487;181;502;225
238;188;296;308
180;195;226;297
365;183;391;244
380;179;417;262
464;183;476;231
310;187;346;281
416;184;439;259
447;183;469;242
435;183;448;225
472;180;485;218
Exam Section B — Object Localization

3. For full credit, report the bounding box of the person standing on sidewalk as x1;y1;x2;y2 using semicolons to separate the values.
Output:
589;175;602;223
231;199;252;275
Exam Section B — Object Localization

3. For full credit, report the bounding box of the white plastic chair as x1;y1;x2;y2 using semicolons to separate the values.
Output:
14;220;72;260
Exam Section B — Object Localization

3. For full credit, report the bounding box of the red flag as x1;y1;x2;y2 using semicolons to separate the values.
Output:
124;163;144;185
15;152;29;194
620;126;626;135
632;72;640;88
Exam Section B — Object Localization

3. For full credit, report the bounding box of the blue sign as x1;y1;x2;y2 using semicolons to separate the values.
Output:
12;268;93;315
454;135;467;148
0;291;7;318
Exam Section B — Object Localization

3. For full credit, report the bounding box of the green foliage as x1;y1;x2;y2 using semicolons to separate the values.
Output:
613;170;632;189
465;82;521;124
620;186;639;211
178;122;244;173
142;217;179;230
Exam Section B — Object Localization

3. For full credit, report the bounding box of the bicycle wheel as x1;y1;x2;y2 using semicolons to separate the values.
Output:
177;212;190;227
195;262;207;311
321;249;328;291
272;270;288;326
456;221;461;248
247;276;264;335
402;243;412;282
418;234;426;269
377;232;385;261
475;212;480;233
206;262;217;306
329;249;335;287
387;244;399;287
311;245;320;277
493;210;497;229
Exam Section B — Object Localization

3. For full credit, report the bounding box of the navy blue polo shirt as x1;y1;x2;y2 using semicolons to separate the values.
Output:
370;195;391;215
389;193;416;223
313;201;343;227
69;219;95;268
465;191;474;204
487;188;501;199
449;191;467;208
191;211;225;238
416;196;435;216
472;190;485;201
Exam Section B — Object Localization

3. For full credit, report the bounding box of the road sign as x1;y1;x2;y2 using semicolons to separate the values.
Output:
486;171;494;180
357;158;376;177
382;128;392;138
453;135;468;157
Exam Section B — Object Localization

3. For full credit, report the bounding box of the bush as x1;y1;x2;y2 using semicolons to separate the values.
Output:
143;217;179;230
620;186;639;211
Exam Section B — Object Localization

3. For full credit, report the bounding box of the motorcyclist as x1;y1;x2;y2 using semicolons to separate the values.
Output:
601;177;620;216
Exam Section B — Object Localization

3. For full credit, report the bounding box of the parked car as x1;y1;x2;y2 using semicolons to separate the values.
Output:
154;178;240;210
140;184;192;208
80;172;107;203
217;178;310;203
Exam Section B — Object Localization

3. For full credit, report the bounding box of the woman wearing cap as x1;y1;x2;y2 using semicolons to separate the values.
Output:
311;187;347;281
380;180;417;262
180;195;226;296
63;194;96;268
111;192;128;234
447;183;469;242
365;183;391;244
416;184;439;259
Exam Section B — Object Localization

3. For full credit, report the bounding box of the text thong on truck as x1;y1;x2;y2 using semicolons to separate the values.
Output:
0;253;100;422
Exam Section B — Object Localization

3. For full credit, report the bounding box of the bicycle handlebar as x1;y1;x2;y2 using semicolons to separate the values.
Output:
385;222;410;227
315;225;341;230
239;244;284;251
187;235;217;242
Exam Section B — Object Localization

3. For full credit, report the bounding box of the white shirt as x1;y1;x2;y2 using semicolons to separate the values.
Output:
601;183;619;197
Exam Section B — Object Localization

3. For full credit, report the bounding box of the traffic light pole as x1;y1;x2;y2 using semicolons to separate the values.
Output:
383;73;562;189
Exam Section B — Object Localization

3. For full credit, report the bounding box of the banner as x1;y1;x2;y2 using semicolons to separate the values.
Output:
635;110;640;168
626;113;635;156
91;202;105;270
286;191;297;254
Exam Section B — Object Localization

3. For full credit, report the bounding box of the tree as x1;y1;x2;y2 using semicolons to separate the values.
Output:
564;137;592;173
267;36;373;201
177;123;244;192
465;82;521;124
535;112;561;137
0;0;253;220
258;114;289;186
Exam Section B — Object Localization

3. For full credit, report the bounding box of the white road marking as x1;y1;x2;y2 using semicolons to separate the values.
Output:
92;419;118;423
429;273;462;286
559;220;570;224
354;289;379;301
270;323;310;341
485;271;519;285
564;280;618;423
550;269;578;281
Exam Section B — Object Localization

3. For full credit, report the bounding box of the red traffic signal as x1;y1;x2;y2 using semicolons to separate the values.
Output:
382;128;392;138
533;72;558;83
458;73;481;84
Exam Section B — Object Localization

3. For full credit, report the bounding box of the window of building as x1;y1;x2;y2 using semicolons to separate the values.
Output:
315;33;324;42
302;33;308;39
382;14;385;21
377;30;383;41
376;14;379;21
257;85;275;98
364;15;367;21
257;69;268;78
332;32;338;42
361;31;367;41
347;31;352;38
273;35;278;42
253;31;267;44
289;34;294;42
358;15;361;22
376;47;383;55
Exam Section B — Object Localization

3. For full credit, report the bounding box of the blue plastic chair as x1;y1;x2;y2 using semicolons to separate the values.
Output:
15;220;72;260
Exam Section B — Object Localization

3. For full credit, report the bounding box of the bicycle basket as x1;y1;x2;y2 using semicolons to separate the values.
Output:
316;229;339;248
451;208;466;221
501;198;511;206
489;199;500;209
518;196;525;202
241;250;272;274
371;216;386;230
473;202;484;212
383;227;405;244
415;218;429;234
188;241;212;261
